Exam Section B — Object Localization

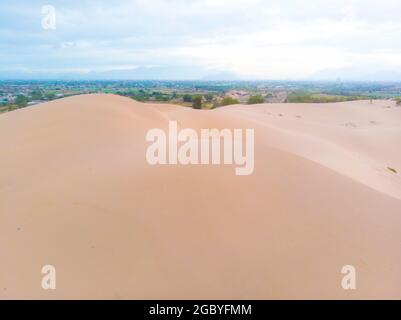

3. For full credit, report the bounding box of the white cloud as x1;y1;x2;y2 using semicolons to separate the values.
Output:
173;44;350;79
163;10;401;78
2;0;401;79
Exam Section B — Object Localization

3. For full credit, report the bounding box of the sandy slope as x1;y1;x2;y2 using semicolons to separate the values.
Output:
0;94;400;299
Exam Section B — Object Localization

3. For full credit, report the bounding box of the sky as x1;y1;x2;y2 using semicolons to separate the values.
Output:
1;0;401;80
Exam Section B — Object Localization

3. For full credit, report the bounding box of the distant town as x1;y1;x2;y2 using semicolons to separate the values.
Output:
1;80;401;113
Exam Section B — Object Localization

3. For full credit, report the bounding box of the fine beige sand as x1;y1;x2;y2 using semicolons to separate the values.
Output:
1;94;400;299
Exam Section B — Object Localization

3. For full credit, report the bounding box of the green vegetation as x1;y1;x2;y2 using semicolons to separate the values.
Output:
248;94;265;104
220;96;240;106
150;91;171;101
286;91;368;103
44;92;56;100
129;90;151;101
183;94;193;102
15;95;29;107
30;89;43;100
204;93;214;102
192;95;203;109
119;89;177;102
2;80;401;115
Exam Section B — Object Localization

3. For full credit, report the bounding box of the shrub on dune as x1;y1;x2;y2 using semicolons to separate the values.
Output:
192;95;203;109
248;94;265;104
220;97;240;106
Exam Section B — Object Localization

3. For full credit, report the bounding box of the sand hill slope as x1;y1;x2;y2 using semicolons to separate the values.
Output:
1;94;400;299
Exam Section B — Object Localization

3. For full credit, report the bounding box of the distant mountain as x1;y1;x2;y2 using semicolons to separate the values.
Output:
310;67;401;82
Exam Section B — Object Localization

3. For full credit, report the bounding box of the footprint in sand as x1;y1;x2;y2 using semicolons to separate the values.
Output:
342;122;357;128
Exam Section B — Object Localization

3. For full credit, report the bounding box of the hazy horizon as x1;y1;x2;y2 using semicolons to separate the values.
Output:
2;0;401;81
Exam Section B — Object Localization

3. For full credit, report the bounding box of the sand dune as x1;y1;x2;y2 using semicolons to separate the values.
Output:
1;94;400;299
